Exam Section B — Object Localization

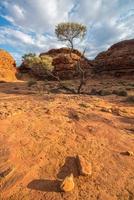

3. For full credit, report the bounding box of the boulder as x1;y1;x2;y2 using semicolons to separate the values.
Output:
18;48;93;80
94;39;134;76
40;48;93;79
0;49;17;81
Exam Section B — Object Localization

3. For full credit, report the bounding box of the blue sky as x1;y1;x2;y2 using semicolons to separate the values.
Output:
0;0;134;65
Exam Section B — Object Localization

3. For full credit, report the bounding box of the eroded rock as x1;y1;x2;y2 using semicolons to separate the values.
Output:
60;173;74;192
76;155;92;176
0;49;17;81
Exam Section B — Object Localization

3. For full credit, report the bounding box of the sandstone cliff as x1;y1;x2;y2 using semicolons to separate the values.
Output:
0;49;17;81
94;39;134;76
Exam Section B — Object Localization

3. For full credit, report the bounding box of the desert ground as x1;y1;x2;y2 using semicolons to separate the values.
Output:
0;78;134;200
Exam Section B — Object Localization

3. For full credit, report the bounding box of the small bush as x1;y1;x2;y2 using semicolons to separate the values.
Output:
98;90;112;96
128;83;134;87
27;80;37;87
125;95;134;103
112;89;128;96
79;103;88;108
90;88;98;95
90;88;112;96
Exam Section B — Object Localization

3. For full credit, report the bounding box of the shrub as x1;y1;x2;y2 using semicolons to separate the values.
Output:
125;95;134;103
79;103;88;108
27;80;37;87
90;89;112;96
98;90;112;96
112;89;128;96
25;55;54;78
90;88;98;95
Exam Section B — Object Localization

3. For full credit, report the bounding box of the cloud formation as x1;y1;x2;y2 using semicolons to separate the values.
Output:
0;0;134;64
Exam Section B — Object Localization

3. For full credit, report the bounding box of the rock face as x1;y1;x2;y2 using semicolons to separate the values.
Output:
18;48;93;80
40;48;92;79
0;49;16;81
94;39;134;76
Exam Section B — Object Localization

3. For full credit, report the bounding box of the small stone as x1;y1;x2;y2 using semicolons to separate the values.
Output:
101;107;112;113
76;155;92;176
60;173;74;192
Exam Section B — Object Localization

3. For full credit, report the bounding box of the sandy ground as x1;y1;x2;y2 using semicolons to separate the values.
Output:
0;79;134;200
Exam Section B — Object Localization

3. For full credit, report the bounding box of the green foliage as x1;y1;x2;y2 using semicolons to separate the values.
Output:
98;90;112;96
112;89;128;96
55;22;87;48
90;88;112;96
22;53;36;61
126;95;134;103
25;55;54;73
27;80;37;87
79;103;88;108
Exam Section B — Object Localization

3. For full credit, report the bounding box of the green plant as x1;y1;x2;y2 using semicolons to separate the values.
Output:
125;95;134;103
90;88;98;95
90;89;111;96
112;89;128;96
98;90;112;96
22;53;36;61
55;22;87;49
25;55;54;76
27;80;37;87
79;103;88;108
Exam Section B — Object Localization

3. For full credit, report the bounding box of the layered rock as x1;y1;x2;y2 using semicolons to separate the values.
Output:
94;39;134;76
19;48;93;80
0;49;17;81
40;48;92;79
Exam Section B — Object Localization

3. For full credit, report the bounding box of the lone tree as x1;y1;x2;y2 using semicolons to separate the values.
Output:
55;22;87;50
55;22;88;94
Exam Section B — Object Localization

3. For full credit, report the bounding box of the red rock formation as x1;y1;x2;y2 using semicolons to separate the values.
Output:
19;48;92;80
40;48;92;79
94;39;134;76
0;49;17;81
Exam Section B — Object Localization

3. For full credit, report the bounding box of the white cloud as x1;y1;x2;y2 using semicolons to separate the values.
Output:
0;0;134;64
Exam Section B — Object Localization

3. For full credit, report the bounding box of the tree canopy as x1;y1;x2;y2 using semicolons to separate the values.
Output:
55;22;87;49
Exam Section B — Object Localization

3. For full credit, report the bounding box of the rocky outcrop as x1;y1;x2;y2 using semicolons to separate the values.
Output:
18;48;93;80
40;48;93;79
0;49;17;81
94;39;134;76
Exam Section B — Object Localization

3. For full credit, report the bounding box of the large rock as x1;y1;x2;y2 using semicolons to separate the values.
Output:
0;49;16;81
94;39;134;76
40;48;92;79
18;48;93;80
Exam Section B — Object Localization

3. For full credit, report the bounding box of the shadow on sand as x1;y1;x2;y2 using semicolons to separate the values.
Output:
27;156;78;192
27;179;61;192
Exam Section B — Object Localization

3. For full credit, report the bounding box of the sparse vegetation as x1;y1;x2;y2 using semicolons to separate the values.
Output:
98;90;112;96
22;53;36;61
79;103;88;108
27;80;37;87
24;55;54;73
125;95;134;103
90;88;98;95
90;88;112;96
112;89;128;96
